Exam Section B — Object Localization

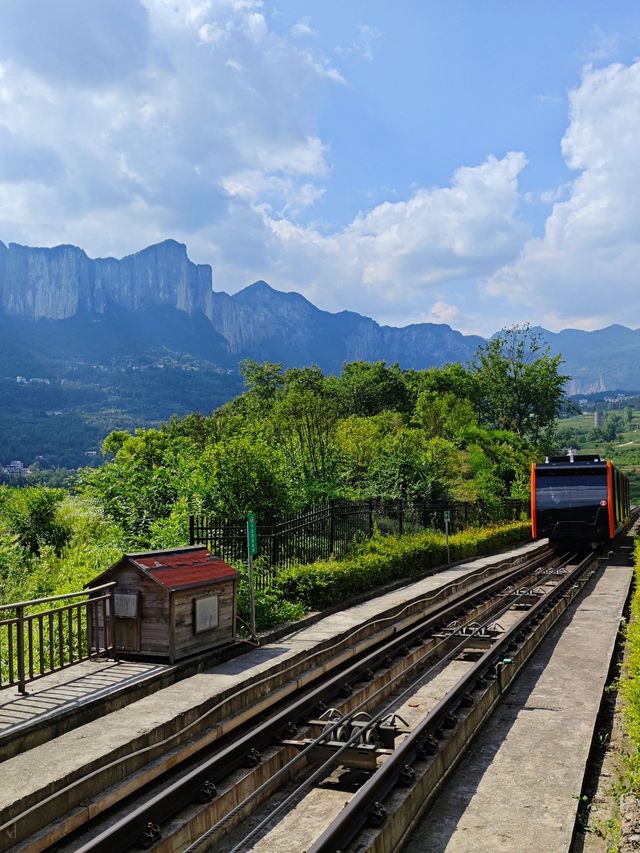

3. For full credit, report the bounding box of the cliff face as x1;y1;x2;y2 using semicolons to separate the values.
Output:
0;239;213;321
211;281;483;372
3;237;639;392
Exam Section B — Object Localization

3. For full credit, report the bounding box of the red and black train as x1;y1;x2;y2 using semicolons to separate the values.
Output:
531;454;630;544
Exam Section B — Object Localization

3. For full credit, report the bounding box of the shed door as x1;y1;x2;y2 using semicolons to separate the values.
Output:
114;591;141;652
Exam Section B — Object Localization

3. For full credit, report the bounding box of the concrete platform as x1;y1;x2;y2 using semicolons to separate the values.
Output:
0;539;544;851
403;555;634;853
0;658;166;734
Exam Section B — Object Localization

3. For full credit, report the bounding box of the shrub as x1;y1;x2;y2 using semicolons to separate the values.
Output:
276;520;531;610
235;559;306;634
620;537;640;790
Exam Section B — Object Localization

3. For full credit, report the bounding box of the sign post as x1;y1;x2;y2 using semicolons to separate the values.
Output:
246;512;258;635
443;510;451;563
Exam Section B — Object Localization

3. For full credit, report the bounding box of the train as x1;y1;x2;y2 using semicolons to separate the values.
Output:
531;453;630;544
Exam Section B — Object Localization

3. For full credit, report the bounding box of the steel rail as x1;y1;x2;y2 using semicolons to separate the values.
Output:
308;550;597;853
3;548;548;849
70;549;557;853
215;552;577;853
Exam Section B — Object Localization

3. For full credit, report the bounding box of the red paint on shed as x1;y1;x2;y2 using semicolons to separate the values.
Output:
129;549;238;590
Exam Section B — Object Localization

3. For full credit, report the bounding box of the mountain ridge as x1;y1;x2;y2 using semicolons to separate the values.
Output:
1;238;640;395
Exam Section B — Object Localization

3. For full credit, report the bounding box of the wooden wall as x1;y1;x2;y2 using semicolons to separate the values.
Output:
110;566;171;656
173;580;236;660
91;564;237;660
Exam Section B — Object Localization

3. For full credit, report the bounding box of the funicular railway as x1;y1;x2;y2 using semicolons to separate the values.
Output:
0;457;637;853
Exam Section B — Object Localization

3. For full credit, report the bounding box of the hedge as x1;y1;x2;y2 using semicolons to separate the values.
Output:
275;520;532;610
620;537;640;790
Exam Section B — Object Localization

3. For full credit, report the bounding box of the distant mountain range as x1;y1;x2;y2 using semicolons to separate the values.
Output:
0;237;639;466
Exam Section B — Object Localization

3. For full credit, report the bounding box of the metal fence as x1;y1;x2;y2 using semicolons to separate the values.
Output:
190;498;529;589
0;583;116;693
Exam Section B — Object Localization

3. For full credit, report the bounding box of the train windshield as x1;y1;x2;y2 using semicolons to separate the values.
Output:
536;470;607;510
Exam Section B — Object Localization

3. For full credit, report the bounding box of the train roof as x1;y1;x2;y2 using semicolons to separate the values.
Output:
546;454;604;463
535;454;608;472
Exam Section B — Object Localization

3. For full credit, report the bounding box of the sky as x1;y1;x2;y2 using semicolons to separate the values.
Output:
1;1;640;335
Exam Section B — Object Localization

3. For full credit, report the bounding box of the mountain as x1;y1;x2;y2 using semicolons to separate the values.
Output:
1;237;639;467
535;325;640;395
211;281;483;372
0;239;213;321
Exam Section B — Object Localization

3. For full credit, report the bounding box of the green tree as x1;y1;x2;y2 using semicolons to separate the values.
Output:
0;485;70;554
271;389;339;500
334;361;411;416
369;428;451;502
414;391;477;439
239;359;284;410
473;324;569;444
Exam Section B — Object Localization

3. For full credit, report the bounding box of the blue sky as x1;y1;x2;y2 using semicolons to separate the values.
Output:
1;1;640;335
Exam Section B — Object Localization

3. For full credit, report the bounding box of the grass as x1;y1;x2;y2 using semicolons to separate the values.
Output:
620;538;640;784
594;535;640;850
557;408;640;502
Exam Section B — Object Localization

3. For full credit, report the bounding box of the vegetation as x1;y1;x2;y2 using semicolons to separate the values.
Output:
0;326;567;631
276;521;531;610
74;325;564;547
554;407;640;501
620;538;640;780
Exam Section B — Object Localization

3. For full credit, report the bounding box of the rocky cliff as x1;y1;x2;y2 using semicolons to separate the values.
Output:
0;239;213;321
2;238;640;391
211;281;484;372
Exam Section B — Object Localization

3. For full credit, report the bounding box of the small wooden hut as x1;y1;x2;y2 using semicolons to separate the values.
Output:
87;546;239;662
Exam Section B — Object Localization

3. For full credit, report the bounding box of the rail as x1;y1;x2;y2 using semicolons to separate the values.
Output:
308;549;597;852
0;582;116;693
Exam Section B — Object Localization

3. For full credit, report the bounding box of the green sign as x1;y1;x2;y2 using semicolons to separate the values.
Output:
247;512;258;556
443;510;451;523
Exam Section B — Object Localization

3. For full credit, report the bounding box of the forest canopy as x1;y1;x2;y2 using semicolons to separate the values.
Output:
74;325;567;546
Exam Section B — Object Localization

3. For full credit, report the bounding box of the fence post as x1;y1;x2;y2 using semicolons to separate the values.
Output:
329;500;335;556
16;605;27;694
189;515;195;546
398;499;404;536
272;525;279;575
368;498;374;538
107;585;116;660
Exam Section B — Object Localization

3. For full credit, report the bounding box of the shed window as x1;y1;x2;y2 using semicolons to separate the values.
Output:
114;592;139;619
194;595;219;633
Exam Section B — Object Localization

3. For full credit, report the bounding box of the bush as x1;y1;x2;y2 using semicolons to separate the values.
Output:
620;538;640;790
235;559;306;634
276;520;531;610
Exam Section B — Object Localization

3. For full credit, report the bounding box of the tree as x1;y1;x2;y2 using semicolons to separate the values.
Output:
271;389;339;499
368;428;451;502
414;391;477;439
473;325;569;444
334;361;411;416
0;485;70;554
239;359;284;412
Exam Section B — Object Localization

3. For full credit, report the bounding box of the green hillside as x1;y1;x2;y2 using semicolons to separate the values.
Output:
555;408;640;501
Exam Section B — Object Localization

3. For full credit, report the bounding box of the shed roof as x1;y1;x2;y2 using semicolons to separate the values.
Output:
89;546;239;592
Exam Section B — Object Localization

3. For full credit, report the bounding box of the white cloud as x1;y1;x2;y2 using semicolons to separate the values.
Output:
291;18;317;39
337;24;381;62
254;152;530;318
487;60;640;330
425;301;460;325
0;0;341;254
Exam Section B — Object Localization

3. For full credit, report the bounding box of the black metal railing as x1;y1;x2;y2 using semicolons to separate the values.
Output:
0;583;116;693
190;498;529;589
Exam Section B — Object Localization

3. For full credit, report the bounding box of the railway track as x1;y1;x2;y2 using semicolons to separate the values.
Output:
15;543;589;853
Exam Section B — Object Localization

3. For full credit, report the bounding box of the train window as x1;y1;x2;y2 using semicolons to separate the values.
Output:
536;472;607;509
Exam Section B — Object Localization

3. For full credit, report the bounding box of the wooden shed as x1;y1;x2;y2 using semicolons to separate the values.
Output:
87;546;239;662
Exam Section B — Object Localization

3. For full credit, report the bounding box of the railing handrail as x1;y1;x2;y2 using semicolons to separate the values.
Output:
0;581;116;614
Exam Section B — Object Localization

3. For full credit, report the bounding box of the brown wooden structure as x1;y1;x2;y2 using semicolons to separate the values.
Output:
87;546;239;662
